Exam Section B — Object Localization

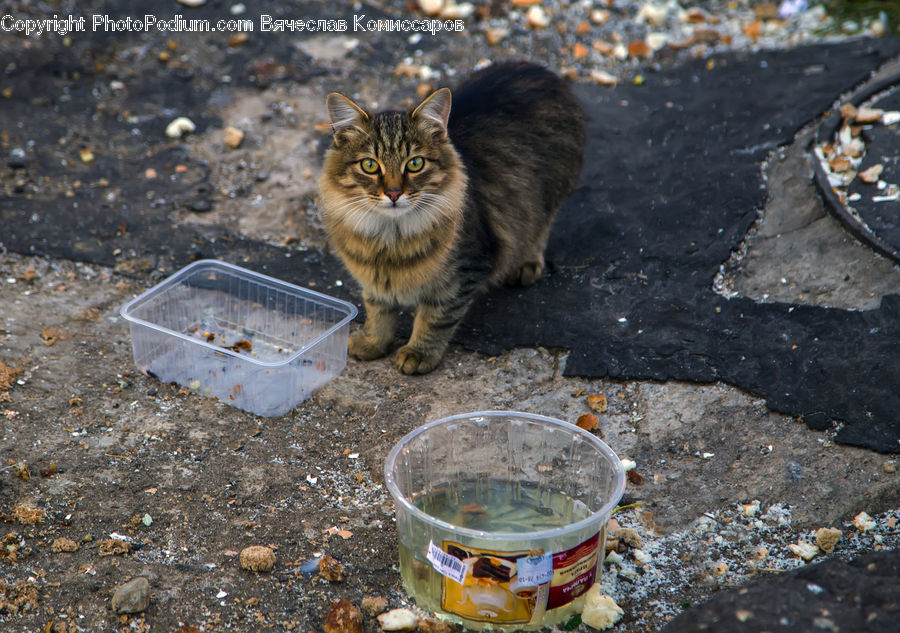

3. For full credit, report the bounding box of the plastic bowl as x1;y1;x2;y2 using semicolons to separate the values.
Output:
385;411;626;631
120;260;357;416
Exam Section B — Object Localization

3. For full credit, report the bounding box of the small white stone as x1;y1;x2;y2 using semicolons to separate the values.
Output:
526;6;550;29
646;32;668;51
590;70;620;86
165;116;196;139
591;9;611;24
418;0;443;16
620;458;636;471
377;608;419;631
224;126;244;149
637;4;668;27
440;1;474;19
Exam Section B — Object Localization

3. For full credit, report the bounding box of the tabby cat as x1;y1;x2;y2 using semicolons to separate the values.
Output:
319;61;585;374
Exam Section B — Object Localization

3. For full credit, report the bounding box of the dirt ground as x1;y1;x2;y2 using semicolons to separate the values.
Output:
2;1;900;632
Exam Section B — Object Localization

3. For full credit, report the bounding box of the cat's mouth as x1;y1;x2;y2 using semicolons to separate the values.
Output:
376;196;414;215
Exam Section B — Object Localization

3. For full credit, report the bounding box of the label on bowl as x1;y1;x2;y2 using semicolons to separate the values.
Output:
429;532;601;625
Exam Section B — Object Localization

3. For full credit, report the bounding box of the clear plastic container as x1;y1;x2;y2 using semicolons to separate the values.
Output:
120;260;357;417
385;411;626;631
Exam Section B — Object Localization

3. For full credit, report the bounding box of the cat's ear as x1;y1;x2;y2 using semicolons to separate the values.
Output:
326;92;369;146
412;87;451;140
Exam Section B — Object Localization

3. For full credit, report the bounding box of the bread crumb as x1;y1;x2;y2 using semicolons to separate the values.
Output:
239;545;276;572
581;583;624;630
815;527;842;554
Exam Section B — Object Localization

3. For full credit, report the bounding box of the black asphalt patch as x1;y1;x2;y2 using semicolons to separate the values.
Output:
462;39;900;454
659;548;900;633
2;27;899;452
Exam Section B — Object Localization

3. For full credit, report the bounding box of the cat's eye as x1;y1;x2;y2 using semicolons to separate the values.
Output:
405;156;425;173
360;158;379;174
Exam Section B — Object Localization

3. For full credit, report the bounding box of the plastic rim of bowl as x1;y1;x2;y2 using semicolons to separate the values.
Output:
384;410;627;542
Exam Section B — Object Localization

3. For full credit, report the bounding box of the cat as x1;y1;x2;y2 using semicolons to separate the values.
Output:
318;61;585;374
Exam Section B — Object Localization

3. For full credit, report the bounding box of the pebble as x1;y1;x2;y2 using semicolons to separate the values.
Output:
591;9;611;24
884;460;897;474
418;0;443;16
377;608;419;631
526;6;550;29
224;126;244;149
165;117;196;139
590;69;620;86
637;3;669;27
239;545;275;572
485;27;509;45
110;577;150;614
581;583;624;630
360;595;388;617
440;2;474;19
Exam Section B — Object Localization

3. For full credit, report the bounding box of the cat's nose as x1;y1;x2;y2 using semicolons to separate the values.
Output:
385;189;402;203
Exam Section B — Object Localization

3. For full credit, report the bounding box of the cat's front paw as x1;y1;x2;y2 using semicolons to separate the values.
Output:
348;331;391;360
395;344;442;375
505;260;544;287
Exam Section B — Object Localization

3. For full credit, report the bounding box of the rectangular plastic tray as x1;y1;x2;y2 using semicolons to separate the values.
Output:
120;260;357;416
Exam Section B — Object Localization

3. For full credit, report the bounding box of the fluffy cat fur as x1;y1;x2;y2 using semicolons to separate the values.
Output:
319;61;585;374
